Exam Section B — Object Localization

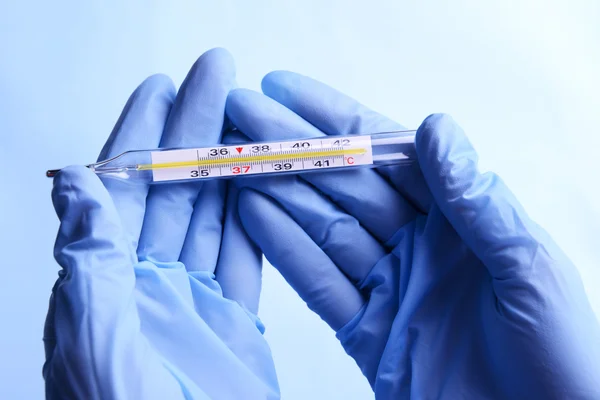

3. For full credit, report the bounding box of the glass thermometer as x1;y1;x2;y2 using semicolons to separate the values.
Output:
46;130;416;184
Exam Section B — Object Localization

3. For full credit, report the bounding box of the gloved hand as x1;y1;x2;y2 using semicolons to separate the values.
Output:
44;49;279;400
226;72;600;399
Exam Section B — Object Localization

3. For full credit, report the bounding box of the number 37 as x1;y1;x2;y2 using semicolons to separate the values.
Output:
232;165;251;174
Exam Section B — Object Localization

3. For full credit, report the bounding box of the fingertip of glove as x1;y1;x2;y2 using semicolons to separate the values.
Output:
416;113;477;173
415;113;457;152
225;88;261;125
186;48;236;87
261;70;301;95
226;88;257;107
226;89;291;138
414;113;485;212
51;166;109;217
197;47;235;71
52;165;98;190
137;73;176;98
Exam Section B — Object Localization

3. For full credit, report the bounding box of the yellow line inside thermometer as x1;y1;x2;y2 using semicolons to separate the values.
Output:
137;148;367;171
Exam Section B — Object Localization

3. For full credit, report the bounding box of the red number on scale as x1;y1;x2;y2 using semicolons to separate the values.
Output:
232;166;251;174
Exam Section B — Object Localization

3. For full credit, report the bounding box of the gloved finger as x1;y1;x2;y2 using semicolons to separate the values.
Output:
138;48;235;263
227;88;416;243
415;113;541;281
50;166;177;397
215;184;263;314
261;70;433;213
236;174;385;284
238;188;365;331
52;166;136;285
179;180;227;273
97;74;175;251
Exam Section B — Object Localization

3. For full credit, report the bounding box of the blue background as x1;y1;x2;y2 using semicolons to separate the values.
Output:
1;1;599;398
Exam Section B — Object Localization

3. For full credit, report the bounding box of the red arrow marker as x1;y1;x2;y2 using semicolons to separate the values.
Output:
235;147;243;154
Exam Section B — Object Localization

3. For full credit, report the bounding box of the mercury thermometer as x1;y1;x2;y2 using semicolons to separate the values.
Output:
46;130;416;184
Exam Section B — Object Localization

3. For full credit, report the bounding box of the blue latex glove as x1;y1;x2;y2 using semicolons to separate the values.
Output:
44;49;279;400
226;72;600;399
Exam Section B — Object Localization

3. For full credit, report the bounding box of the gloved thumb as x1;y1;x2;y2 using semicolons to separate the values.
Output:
52;165;136;270
48;166;152;397
415;114;541;281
